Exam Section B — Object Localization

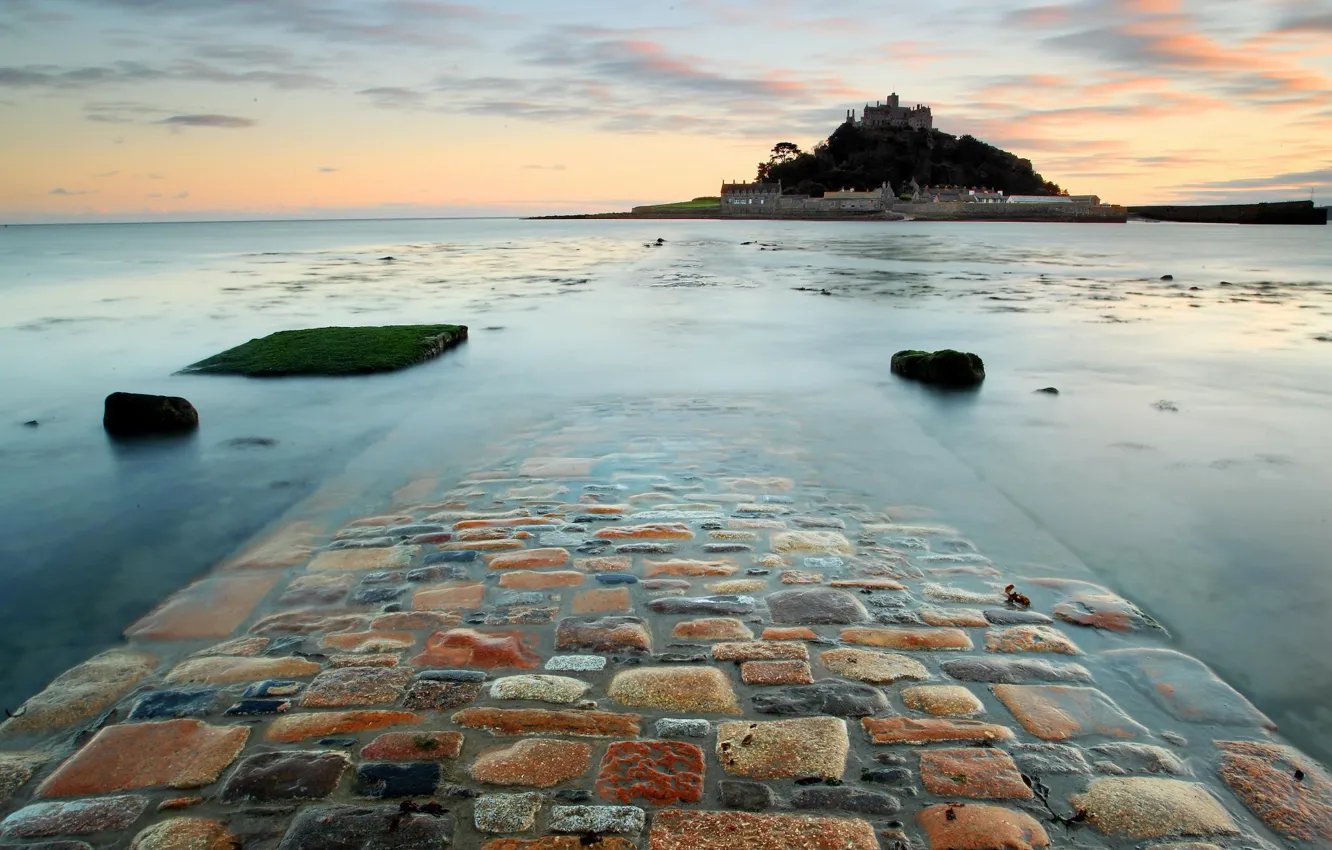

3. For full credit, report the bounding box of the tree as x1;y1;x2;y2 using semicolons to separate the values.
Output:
768;142;803;166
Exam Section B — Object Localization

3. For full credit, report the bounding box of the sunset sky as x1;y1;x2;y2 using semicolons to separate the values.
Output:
2;0;1330;222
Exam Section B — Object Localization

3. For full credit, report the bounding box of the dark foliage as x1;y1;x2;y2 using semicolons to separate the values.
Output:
759;121;1064;197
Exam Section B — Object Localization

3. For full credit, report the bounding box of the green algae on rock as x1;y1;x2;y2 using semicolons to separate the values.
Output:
184;324;467;376
891;349;986;388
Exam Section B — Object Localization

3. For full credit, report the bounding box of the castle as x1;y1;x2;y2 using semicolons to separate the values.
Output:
845;93;932;131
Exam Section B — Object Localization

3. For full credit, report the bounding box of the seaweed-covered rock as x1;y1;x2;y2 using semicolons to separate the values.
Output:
891;349;985;388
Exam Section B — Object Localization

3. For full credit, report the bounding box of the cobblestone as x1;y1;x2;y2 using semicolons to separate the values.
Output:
36;720;247;797
9;420;1321;850
471;739;593;787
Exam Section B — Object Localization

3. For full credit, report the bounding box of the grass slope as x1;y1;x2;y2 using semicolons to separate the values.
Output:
642;197;721;210
185;324;468;376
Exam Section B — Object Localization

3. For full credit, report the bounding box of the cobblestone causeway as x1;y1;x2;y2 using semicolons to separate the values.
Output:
0;401;1327;848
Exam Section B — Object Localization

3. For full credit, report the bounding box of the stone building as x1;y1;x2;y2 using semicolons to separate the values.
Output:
720;181;783;216
847;93;933;131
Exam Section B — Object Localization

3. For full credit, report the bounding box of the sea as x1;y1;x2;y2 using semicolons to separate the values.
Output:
1;217;1330;762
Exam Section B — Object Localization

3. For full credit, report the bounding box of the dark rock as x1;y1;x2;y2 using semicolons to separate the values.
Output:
790;787;899;815
595;574;638;585
21;420;39;428
861;768;912;786
355;763;442;798
719;780;775;812
407;565;469;583
275;803;453;850
746;569;770;576
647;596;755;616
703;544;752;553
319;738;359;748
1152;400;1179;412
941;656;1094;684
0;842;93;849
103;392;199;437
225;699;292;716
224;436;278;448
554;789;592;803
220;751;351;803
655;653;707;664
386;524;445;537
1161;274;1174;280
128;689;217;720
983;609;1054;625
767;588;869;624
417;669;487;682
423;551;477;565
1009;743;1092;776
1035;387;1060;395
353;587;405;605
751;681;890;717
615;543;675;554
890;349;985;388
225;807;299;849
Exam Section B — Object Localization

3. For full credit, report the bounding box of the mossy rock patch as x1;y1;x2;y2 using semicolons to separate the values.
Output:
185;325;467;376
891;349;985;388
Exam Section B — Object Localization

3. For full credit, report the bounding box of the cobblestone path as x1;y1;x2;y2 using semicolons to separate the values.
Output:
1;402;1328;849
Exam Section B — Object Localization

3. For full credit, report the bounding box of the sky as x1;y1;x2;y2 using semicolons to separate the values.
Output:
1;0;1330;222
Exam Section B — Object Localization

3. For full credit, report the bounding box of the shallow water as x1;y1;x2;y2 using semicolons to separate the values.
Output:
1;217;1330;767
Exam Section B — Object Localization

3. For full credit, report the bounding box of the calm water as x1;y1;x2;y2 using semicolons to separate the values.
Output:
1;217;1330;761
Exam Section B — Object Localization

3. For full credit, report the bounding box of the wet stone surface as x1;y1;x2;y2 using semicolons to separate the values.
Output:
3;410;1323;850
218;751;351;803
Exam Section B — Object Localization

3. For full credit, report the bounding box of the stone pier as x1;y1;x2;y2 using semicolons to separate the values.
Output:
1;404;1327;849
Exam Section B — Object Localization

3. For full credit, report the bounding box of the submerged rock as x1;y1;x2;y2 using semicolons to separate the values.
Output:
103;392;199;437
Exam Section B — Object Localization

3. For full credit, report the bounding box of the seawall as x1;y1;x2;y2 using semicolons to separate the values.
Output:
1128;200;1327;225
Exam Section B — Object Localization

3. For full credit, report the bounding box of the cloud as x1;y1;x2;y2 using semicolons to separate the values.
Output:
524;36;840;101
357;86;427;109
172;190;189;198
84;100;172;123
0;61;164;89
1175;166;1332;191
49;187;91;195
522;164;567;171
0;59;329;91
157;114;255;128
64;0;514;49
318;166;340;173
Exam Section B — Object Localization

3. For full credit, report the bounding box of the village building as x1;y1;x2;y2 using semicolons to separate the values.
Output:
720;181;782;215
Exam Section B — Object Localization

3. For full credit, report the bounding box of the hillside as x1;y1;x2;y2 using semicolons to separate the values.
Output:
759;121;1064;197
